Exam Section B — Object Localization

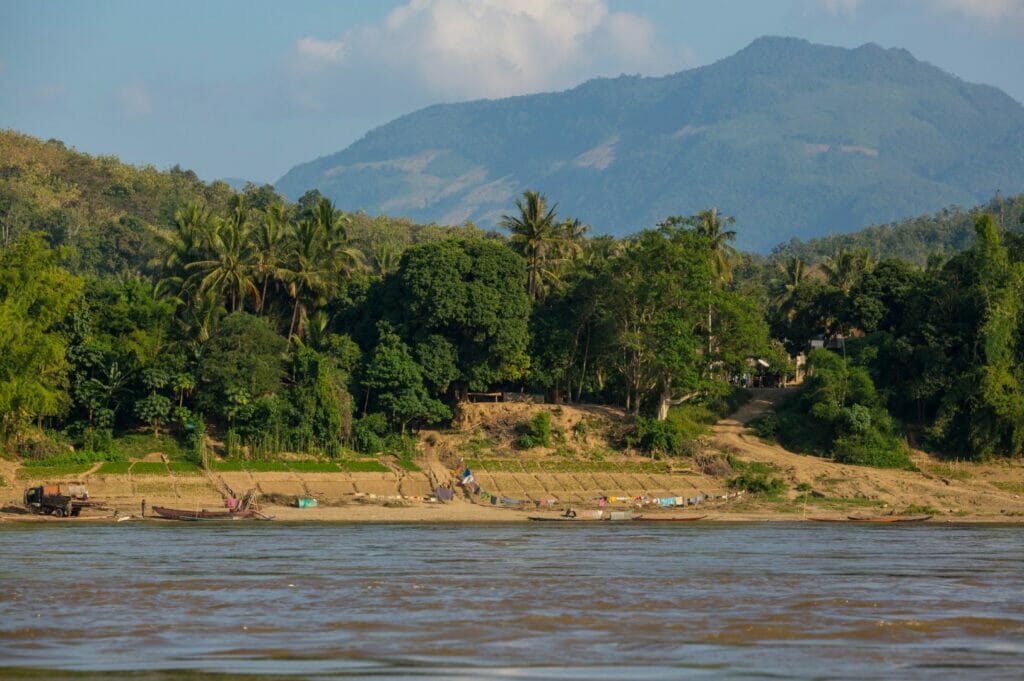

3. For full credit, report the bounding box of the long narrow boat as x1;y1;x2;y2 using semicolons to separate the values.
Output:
632;515;706;522
847;514;932;523
151;506;272;521
527;516;581;522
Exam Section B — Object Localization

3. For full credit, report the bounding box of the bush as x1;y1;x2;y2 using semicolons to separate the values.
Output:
516;412;553;449
352;413;389;454
729;470;787;497
750;414;778;439
635;417;686;457
833;430;914;469
17;437;65;461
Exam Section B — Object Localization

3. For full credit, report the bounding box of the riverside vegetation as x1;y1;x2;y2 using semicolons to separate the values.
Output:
2;130;1024;480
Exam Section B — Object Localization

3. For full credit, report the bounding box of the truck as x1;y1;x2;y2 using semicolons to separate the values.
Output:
23;484;97;517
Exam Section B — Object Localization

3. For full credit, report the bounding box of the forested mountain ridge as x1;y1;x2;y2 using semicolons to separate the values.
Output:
0;129;237;273
770;192;1024;266
276;36;1024;252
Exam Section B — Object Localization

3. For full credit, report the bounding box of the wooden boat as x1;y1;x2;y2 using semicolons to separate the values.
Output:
527;513;644;522
847;514;932;523
632;515;706;522
151;506;272;521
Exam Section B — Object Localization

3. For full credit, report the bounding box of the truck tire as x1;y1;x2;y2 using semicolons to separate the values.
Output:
53;508;64;518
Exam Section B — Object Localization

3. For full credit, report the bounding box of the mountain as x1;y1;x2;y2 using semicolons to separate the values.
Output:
0;129;235;273
771;192;1024;266
276;36;1024;252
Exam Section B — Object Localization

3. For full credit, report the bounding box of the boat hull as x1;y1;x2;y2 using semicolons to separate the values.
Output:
151;506;270;521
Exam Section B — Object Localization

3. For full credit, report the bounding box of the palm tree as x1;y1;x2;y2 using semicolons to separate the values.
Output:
772;256;808;322
185;199;261;313
687;207;737;364
820;248;870;294
500;190;577;301
154;202;214;303
689;207;737;283
282;218;335;340
253;202;291;315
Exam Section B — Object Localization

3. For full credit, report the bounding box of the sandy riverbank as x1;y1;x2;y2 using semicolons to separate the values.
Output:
3;389;1023;524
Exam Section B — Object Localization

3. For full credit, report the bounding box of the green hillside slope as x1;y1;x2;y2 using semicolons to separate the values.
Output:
0;130;235;274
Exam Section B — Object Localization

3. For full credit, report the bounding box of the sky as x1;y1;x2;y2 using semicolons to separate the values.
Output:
1;0;1023;184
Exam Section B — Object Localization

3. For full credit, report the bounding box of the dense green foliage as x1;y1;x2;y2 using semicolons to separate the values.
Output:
0;132;777;465
754;350;913;469
764;214;1024;461
5;126;1023;469
275;37;1024;252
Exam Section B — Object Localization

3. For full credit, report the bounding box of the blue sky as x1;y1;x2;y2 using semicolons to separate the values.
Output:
1;0;1022;183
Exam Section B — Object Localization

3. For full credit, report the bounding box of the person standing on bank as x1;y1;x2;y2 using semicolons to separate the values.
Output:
141;498;146;518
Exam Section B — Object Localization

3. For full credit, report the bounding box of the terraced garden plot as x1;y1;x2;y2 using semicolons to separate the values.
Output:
96;461;133;475
17;464;93;478
131;462;169;475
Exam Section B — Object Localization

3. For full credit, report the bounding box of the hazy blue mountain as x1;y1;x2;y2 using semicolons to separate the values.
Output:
276;37;1024;252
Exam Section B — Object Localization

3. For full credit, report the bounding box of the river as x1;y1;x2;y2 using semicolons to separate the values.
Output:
0;522;1022;679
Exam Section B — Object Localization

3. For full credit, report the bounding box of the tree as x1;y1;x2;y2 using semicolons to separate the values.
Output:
772;256;809;321
598;226;712;419
687;208;737;283
388;238;531;398
197;312;287;418
362;324;450;433
0;234;82;440
820;248;871;294
500;190;579;301
253;202;291;315
186;198;261;313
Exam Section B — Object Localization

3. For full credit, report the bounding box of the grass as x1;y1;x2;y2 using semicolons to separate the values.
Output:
992;481;1024;494
131;462;169;475
927;463;973;480
168;461;202;475
210;460;248;472
287;461;342;473
243;460;291;472
17;464;93;478
902;504;940;515
459;436;498;456
339;459;390;473
396;456;422;472
96;461;133;475
112;434;187;460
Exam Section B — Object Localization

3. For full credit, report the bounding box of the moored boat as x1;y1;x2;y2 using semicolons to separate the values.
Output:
847;514;932;523
151;506;272;521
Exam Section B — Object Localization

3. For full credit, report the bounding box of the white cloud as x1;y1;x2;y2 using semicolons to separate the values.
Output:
291;0;692;104
932;0;1024;27
815;0;863;17
118;80;152;116
296;37;345;64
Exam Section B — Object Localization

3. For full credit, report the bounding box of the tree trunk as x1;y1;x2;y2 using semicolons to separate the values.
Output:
259;275;270;315
576;327;591;403
289;297;301;339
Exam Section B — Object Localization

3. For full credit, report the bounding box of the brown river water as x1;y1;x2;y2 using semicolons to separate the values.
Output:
0;522;1022;679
